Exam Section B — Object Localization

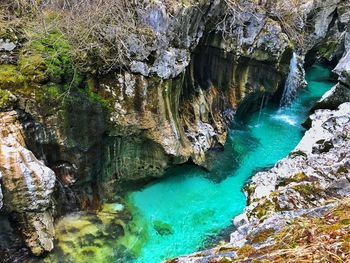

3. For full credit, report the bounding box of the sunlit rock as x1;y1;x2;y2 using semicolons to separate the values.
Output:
0;111;56;255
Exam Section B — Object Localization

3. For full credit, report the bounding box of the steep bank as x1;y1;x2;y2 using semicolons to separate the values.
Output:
171;101;350;262
0;0;349;258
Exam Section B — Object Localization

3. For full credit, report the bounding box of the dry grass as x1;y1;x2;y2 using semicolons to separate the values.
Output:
1;0;157;75
236;198;350;262
269;0;306;46
221;0;305;46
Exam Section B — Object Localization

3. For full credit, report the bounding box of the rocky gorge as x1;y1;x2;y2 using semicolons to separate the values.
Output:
0;0;350;262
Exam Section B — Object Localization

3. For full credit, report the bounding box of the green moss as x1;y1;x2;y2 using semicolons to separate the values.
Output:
0;65;26;89
249;228;275;244
23;28;80;85
18;52;47;83
47;85;61;98
277;172;307;187
82;82;112;111
0;89;12;108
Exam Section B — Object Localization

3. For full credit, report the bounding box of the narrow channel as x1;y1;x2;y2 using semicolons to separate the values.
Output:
121;64;336;263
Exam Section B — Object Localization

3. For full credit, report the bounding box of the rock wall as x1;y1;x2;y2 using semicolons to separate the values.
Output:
97;0;294;195
0;0;349;257
169;1;350;260
0;111;56;255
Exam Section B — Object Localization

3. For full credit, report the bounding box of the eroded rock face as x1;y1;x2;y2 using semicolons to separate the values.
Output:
335;50;350;84
314;42;350;110
0;111;56;255
96;0;350;192
96;0;296;193
304;0;350;63
0;0;344;202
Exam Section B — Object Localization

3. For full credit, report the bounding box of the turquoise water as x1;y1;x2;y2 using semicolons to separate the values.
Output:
123;64;335;263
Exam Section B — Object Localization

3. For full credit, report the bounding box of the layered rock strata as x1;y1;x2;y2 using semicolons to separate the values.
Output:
0;111;56;255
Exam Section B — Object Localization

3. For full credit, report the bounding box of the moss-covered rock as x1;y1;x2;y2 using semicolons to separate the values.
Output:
46;204;129;263
0;89;15;109
18;52;47;83
153;220;174;236
0;64;26;89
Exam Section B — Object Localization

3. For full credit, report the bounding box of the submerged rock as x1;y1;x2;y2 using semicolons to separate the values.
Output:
153;220;174;236
47;203;130;263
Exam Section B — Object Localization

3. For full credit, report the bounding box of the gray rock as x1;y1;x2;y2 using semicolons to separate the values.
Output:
0;39;16;51
314;83;350;110
334;50;350;84
130;61;150;76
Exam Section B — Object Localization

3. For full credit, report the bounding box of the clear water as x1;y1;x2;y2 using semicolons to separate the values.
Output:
122;64;335;263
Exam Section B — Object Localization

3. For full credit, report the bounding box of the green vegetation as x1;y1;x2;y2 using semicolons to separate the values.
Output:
21;30;76;84
277;172;307;187
0;89;12;109
0;1;158;112
291;182;322;199
82;83;112;111
0;65;26;89
250;198;281;219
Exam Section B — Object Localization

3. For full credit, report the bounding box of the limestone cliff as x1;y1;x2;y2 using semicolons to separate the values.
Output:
168;1;350;260
0;0;349;258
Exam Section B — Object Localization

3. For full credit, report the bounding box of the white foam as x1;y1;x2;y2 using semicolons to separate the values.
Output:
273;114;297;126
